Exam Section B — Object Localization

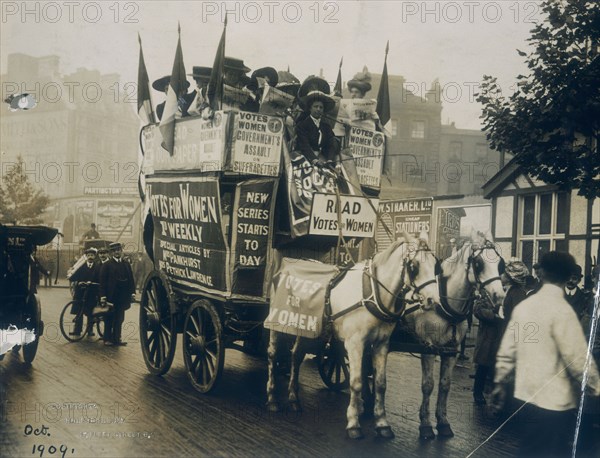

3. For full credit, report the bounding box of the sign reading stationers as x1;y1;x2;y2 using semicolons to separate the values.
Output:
147;177;229;295
230;112;283;177
376;198;433;247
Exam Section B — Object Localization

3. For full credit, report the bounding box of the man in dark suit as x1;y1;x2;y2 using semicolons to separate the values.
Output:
99;243;136;346
69;248;101;336
296;92;340;166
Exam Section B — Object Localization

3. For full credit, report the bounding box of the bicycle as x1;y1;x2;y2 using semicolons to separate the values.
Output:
59;282;106;342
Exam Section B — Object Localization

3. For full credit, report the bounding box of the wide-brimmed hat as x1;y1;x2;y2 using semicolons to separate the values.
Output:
347;66;372;94
504;259;529;285
109;242;123;251
300;90;336;112
276;71;301;96
251;67;278;86
84;247;98;255
298;76;331;98
224;57;250;73
152;75;191;92
188;66;212;81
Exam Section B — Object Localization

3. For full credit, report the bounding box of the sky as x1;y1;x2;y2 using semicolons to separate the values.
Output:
0;1;543;129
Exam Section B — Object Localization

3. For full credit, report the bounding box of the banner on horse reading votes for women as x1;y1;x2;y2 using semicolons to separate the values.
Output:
265;258;339;339
283;144;362;238
229;112;284;177
230;179;278;299
146;177;230;295
141;113;229;174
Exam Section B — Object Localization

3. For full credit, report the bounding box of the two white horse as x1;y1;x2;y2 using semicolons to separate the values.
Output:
266;232;442;439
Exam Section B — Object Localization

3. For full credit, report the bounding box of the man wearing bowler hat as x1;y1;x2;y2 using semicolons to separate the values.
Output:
152;75;194;121
69;247;101;337
187;66;212;117
99;242;136;346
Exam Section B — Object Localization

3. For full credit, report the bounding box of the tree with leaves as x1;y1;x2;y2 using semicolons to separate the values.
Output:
0;156;50;224
478;0;599;198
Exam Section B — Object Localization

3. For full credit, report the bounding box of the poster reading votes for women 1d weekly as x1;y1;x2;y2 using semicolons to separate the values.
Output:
347;126;385;190
230;112;284;177
146;177;230;295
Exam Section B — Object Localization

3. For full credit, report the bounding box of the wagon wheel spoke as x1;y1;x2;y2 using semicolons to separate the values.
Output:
149;334;158;362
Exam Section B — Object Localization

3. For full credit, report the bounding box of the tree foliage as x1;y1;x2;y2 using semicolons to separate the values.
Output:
478;0;600;198
0;156;50;224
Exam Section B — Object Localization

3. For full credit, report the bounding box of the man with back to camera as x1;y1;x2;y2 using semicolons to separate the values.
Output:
99;243;136;347
492;251;600;457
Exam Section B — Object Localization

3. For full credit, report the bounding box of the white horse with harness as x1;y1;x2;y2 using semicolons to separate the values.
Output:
266;232;442;439
401;230;506;440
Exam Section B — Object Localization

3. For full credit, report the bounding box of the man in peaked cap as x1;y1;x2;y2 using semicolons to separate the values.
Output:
295;76;340;166
152;75;193;121
99;242;136;346
187;66;212;117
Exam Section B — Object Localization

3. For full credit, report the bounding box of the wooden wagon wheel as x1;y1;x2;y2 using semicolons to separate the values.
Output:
317;338;350;391
139;271;177;375
22;294;42;364
183;300;225;394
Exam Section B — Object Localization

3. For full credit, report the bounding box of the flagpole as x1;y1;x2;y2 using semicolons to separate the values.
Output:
221;14;227;109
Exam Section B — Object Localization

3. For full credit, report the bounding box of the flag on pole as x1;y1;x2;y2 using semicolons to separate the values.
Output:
333;57;343;97
377;41;393;176
159;22;187;155
377;41;391;135
137;33;155;125
207;16;227;111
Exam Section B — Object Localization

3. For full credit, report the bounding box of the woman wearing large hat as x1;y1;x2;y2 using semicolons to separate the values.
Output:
187;66;212;116
295;76;340;166
152;75;192;120
221;57;253;111
337;66;380;131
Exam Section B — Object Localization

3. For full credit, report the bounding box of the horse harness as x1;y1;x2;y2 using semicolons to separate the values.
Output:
324;244;441;324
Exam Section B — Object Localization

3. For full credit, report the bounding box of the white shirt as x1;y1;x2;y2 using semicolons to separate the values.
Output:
495;283;600;411
310;116;322;147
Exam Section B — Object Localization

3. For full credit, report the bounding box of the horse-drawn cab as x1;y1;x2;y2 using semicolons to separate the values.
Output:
0;224;58;363
138;108;383;392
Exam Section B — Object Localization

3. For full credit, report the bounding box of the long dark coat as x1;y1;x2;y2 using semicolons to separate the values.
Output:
69;262;101;314
99;258;135;308
295;116;339;163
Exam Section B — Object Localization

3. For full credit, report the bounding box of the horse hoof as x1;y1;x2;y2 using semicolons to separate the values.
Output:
289;401;302;413
347;427;365;440
266;402;281;413
419;425;436;440
436;424;454;438
375;426;395;439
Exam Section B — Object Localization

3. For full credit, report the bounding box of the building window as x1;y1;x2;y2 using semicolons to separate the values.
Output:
391;120;398;137
518;192;569;269
449;141;463;159
411;120;425;139
475;143;488;159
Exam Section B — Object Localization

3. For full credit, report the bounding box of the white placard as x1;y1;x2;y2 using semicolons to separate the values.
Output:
309;193;379;237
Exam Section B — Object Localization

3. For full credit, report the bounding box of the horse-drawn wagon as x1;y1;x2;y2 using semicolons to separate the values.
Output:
0;224;58;363
137;107;383;394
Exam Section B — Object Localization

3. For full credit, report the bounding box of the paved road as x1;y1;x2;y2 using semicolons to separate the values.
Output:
1;287;519;457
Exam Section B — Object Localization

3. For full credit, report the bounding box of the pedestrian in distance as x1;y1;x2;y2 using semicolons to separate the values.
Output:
99;243;136;347
492;251;600;458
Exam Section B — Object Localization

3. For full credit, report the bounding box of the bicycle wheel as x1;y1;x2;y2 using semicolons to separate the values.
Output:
60;301;88;342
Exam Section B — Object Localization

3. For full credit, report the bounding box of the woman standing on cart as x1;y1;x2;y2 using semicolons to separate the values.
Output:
99;243;136;347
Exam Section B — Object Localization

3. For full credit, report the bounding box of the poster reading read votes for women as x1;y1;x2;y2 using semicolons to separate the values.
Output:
347;126;385;190
147;177;229;295
230;112;284;177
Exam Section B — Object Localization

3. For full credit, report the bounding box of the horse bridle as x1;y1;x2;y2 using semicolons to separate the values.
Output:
327;243;440;323
467;241;505;289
